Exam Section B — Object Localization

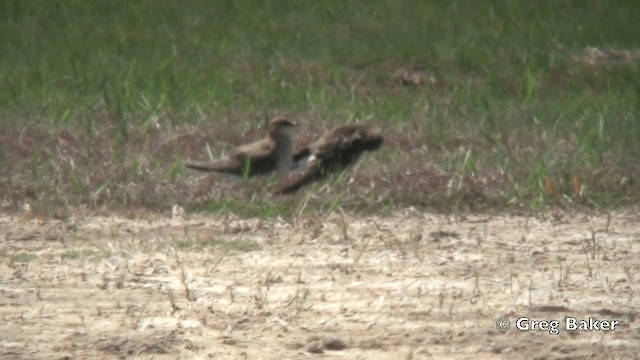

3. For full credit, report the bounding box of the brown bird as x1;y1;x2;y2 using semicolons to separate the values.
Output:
275;123;383;194
184;116;297;178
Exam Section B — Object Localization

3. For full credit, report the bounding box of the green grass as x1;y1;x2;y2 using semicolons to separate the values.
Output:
189;199;294;218
174;237;261;252
7;252;37;263
175;240;195;251
1;0;638;214
61;249;109;261
202;238;262;253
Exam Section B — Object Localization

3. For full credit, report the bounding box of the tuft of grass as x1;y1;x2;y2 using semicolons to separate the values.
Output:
173;237;260;253
175;240;194;251
61;249;109;261
202;238;261;253
189;199;294;219
9;252;37;263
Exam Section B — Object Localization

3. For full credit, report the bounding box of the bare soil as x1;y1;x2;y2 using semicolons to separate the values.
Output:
1;209;639;359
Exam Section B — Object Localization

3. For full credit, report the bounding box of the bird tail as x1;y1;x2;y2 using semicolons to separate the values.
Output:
184;160;237;174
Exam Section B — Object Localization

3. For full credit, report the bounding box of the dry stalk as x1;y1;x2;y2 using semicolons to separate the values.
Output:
509;267;514;295
340;211;350;243
253;285;268;310
353;237;371;266
474;223;488;247
291;274;313;315
131;296;152;329
285;272;302;308
472;272;481;297
166;289;179;314
590;230;599;260
115;270;126;289
100;272;109;290
393;236;407;258
557;258;563;288
183;221;190;238
556;258;574;288
580;243;593;278
565;261;574;286
180;264;196;301
605;276;615;291
223;213;230;234
228;285;235;304
623;263;633;282
206;255;225;276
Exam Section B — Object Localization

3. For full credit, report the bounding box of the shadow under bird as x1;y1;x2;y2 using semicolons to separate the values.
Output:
184;117;297;178
274;123;384;195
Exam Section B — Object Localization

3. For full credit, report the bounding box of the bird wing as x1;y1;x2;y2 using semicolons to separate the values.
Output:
273;124;384;194
273;163;323;195
231;138;276;162
294;124;383;165
309;124;366;160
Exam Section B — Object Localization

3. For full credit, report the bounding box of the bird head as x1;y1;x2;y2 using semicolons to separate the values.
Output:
269;117;298;138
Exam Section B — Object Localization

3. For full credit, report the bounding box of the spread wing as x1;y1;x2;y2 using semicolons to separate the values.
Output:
311;129;358;160
273;163;323;195
310;124;382;162
293;124;363;163
275;124;383;194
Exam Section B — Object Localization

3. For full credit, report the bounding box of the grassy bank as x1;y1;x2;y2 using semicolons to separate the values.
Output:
1;0;638;215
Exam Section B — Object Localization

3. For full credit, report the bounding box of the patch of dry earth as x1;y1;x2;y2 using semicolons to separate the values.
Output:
1;209;639;359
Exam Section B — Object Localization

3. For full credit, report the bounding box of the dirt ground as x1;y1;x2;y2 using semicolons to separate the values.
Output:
1;208;638;359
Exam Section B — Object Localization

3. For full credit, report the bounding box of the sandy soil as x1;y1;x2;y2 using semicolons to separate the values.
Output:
1;208;639;359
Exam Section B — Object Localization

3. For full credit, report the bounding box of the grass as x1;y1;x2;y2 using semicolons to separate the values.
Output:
189;198;295;218
175;237;261;252
7;252;37;263
202;238;262;253
61;249;109;261
0;0;638;215
175;240;195;251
